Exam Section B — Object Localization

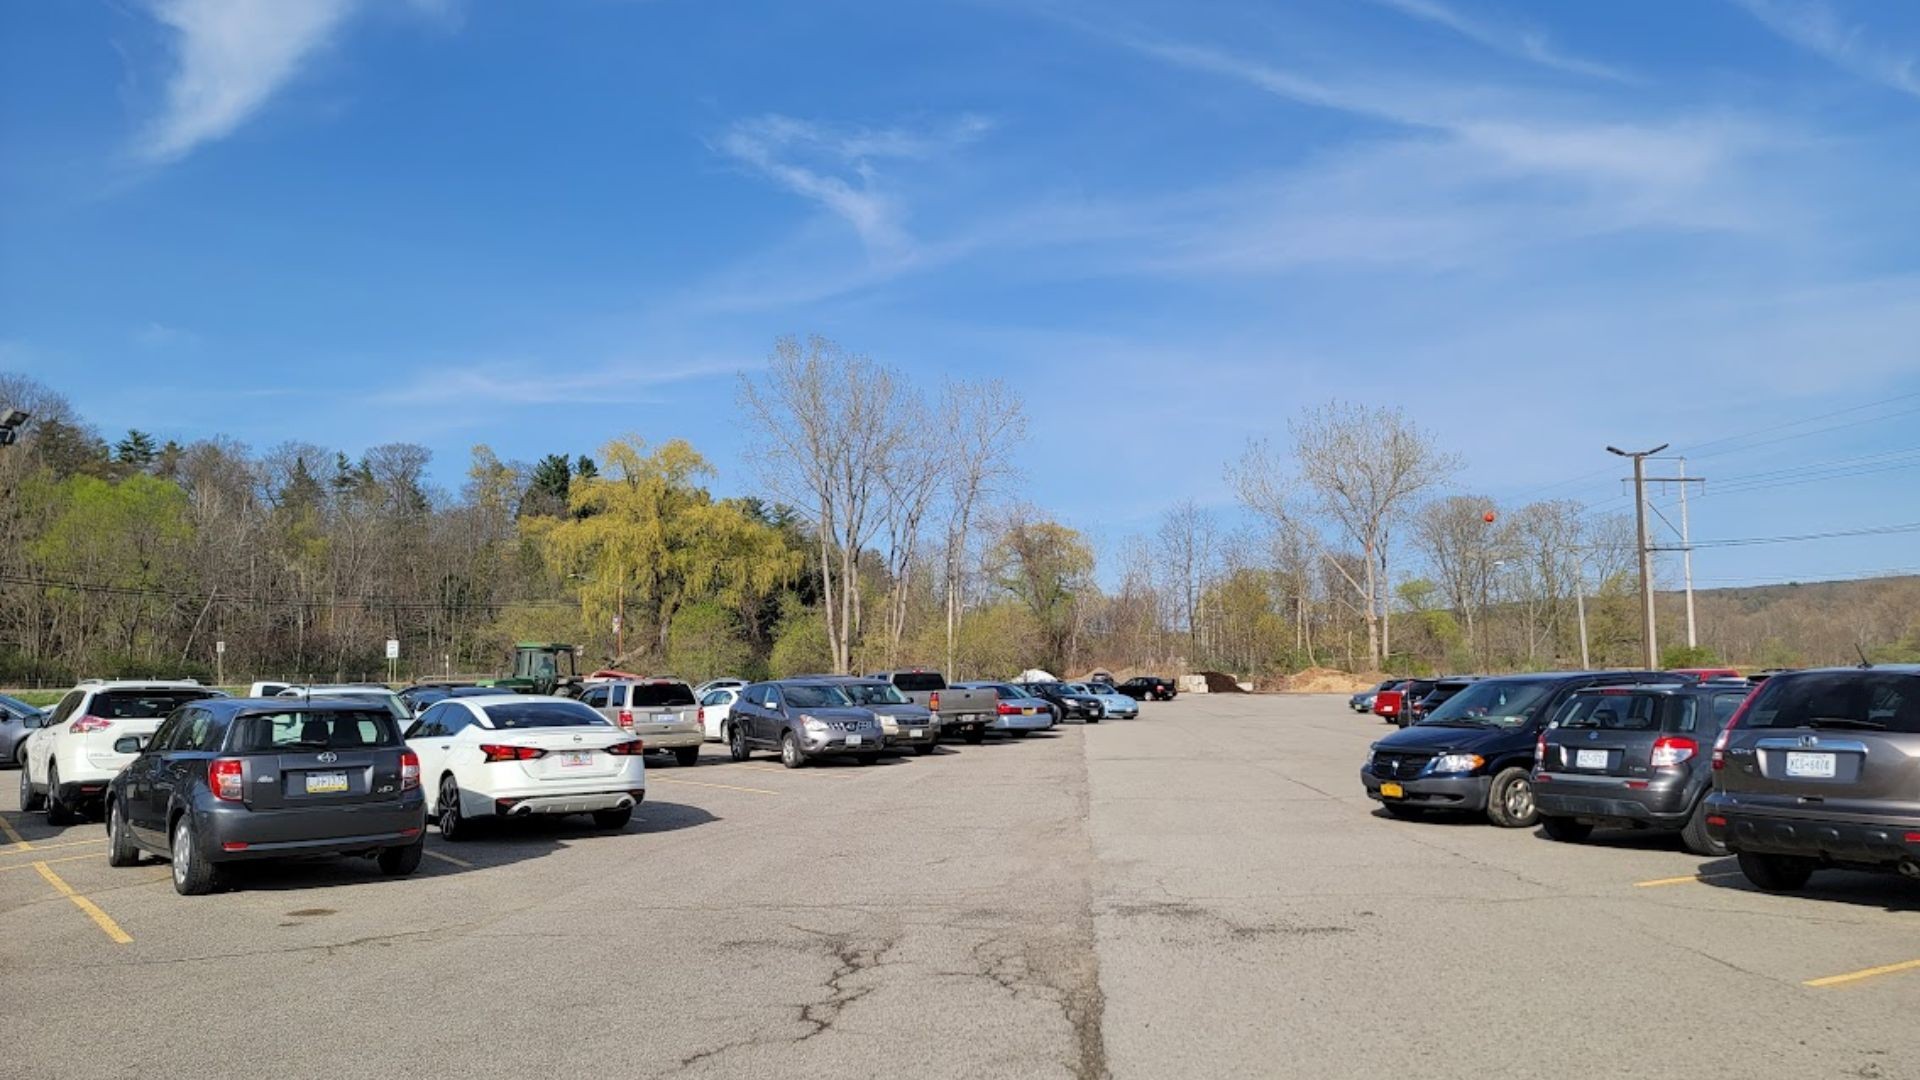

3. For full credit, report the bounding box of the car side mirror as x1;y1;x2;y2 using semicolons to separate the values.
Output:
21;713;42;730
113;735;147;754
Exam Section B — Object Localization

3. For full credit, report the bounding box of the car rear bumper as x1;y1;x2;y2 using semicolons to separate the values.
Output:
495;789;644;817
198;796;426;860
1533;773;1693;827
640;730;703;750
991;714;1053;732
1704;797;1920;865
1360;769;1490;812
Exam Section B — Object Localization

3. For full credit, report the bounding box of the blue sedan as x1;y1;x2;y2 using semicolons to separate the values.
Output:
955;682;1057;736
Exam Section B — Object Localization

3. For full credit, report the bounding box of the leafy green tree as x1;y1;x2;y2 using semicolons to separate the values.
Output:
114;429;159;471
574;455;599;481
990;518;1094;672
667;601;751;681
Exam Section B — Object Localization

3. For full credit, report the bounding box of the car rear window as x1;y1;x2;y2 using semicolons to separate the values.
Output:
629;682;696;707
842;682;909;706
235;710;402;751
1743;672;1920;733
890;673;945;692
1420;678;1555;726
1556;693;1666;731
482;701;609;729
94;690;216;719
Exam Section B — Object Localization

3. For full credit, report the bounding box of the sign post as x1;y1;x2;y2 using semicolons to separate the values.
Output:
385;639;400;685
215;640;226;688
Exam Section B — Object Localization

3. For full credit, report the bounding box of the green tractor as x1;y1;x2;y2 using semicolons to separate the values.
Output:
481;642;585;697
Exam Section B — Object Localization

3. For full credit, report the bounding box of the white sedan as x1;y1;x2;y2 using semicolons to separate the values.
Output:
697;686;741;741
405;695;645;841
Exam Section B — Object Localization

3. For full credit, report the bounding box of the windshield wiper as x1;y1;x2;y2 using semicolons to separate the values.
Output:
1806;717;1888;731
1420;718;1496;729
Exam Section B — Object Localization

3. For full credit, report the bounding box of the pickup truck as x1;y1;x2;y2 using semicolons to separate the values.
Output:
867;669;997;744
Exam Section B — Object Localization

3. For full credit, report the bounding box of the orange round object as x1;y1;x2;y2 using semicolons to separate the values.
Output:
1483;510;1497;524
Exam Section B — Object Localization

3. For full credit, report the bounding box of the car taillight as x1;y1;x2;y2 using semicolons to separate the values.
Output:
400;749;420;791
997;701;1017;715
604;740;645;756
480;744;548;763
617;709;634;729
696;707;705;726
70;715;113;734
1650;736;1698;768
1712;688;1760;770
929;691;940;713
209;758;245;801
1534;731;1547;764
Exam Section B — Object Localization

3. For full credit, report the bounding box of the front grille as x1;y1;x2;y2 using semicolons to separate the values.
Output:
1372;752;1433;780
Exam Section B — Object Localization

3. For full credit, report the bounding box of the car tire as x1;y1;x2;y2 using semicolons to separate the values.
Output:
674;746;700;767
13;741;25;768
780;732;806;769
728;724;750;763
1680;798;1728;857
1485;766;1537;828
1538;815;1593;843
106;799;141;867
963;727;985;744
44;763;75;826
170;815;219;896
1380;803;1424;820
18;764;42;812
437;776;467;842
1737;851;1814;893
377;838;424;876
592;806;633;830
913;743;935;756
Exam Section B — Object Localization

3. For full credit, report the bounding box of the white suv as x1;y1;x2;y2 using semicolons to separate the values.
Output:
19;679;224;825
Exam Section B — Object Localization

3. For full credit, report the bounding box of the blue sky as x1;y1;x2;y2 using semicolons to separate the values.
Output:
3;0;1919;588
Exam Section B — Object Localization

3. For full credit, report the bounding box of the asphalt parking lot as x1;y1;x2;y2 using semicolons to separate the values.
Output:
6;694;1919;1079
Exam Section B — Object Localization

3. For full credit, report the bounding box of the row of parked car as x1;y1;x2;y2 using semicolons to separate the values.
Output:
1354;663;1920;895
8;667;1179;895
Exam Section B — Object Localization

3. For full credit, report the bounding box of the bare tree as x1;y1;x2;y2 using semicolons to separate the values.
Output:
1156;499;1217;661
940;379;1024;674
1413;495;1502;665
877;388;943;664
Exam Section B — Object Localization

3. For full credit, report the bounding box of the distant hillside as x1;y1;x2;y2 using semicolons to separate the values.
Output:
1665;574;1920;668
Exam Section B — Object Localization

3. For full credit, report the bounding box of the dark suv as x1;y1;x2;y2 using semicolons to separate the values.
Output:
105;698;426;895
1534;681;1752;854
1705;666;1920;892
1362;670;1683;828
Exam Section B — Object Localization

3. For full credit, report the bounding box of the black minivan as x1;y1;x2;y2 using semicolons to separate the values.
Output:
1362;670;1683;827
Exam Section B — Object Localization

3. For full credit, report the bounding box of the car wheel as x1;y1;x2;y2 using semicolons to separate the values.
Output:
673;745;700;767
1538;815;1593;843
1485;766;1537;828
592;806;633;830
170;816;219;896
728;724;750;763
1380;803;1424;820
106;799;141;867
377;838;424;876
44;763;75;826
18;764;41;812
1680;798;1728;857
12;741;25;768
913;743;935;756
1737;851;1815;893
963;727;985;744
780;732;806;769
437;776;467;842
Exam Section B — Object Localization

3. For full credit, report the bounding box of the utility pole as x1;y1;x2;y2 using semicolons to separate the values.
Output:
1677;458;1698;649
1608;444;1669;669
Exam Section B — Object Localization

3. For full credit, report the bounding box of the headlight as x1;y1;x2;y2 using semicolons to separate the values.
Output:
1427;753;1485;775
800;715;828;734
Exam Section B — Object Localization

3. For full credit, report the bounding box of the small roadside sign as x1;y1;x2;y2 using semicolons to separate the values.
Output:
385;639;400;660
215;640;226;655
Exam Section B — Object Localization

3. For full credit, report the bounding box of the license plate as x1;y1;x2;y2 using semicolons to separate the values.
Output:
1575;749;1609;770
909;729;924;738
559;751;592;767
1022;708;1035;715
1380;782;1404;799
305;771;348;794
1785;751;1836;778
846;734;863;747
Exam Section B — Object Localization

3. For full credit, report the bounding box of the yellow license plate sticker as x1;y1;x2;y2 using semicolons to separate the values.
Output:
1380;782;1404;799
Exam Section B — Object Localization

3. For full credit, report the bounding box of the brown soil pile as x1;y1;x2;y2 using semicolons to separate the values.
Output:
1277;667;1382;694
1195;670;1246;693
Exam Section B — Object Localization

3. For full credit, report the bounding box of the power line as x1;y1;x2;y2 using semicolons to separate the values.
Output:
1649;521;1920;551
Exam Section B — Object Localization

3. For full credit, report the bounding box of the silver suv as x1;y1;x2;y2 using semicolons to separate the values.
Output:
1706;666;1920;892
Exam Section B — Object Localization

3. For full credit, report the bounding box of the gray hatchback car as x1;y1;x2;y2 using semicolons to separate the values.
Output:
1705;666;1920;891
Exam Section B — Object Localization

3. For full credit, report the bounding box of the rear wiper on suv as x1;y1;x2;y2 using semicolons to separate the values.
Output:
1805;717;1888;731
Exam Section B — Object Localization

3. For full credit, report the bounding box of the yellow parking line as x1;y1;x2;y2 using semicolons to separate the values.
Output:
33;861;133;944
651;777;779;796
0;815;33;850
736;765;854;779
0;852;93;873
1634;872;1745;888
1806;958;1920;988
422;849;474;869
0;837;101;857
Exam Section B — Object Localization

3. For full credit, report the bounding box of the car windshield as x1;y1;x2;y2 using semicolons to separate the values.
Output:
842;683;909;706
890;672;945;693
95;690;217;718
1555;692;1663;731
1065;683;1094;694
1743;671;1920;732
629;682;696;707
783;684;854;708
1418;679;1555;727
481;701;609;729
235;710;402;751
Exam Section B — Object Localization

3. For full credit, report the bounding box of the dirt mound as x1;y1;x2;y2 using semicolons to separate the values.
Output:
1278;667;1381;694
1195;670;1246;693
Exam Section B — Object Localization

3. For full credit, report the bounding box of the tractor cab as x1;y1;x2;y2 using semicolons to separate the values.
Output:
489;642;582;697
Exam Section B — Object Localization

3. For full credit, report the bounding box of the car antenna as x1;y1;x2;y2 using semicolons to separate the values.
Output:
1855;643;1873;670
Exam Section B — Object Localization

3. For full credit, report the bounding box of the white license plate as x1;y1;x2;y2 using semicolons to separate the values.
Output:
1021;708;1035;715
1575;749;1609;770
305;771;348;794
1785;751;1836;778
909;729;924;738
559;751;593;767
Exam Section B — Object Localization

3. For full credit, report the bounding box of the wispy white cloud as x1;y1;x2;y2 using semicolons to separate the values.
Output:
372;358;741;408
1734;0;1920;98
133;320;200;348
713;113;992;257
137;0;360;163
1369;0;1632;82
